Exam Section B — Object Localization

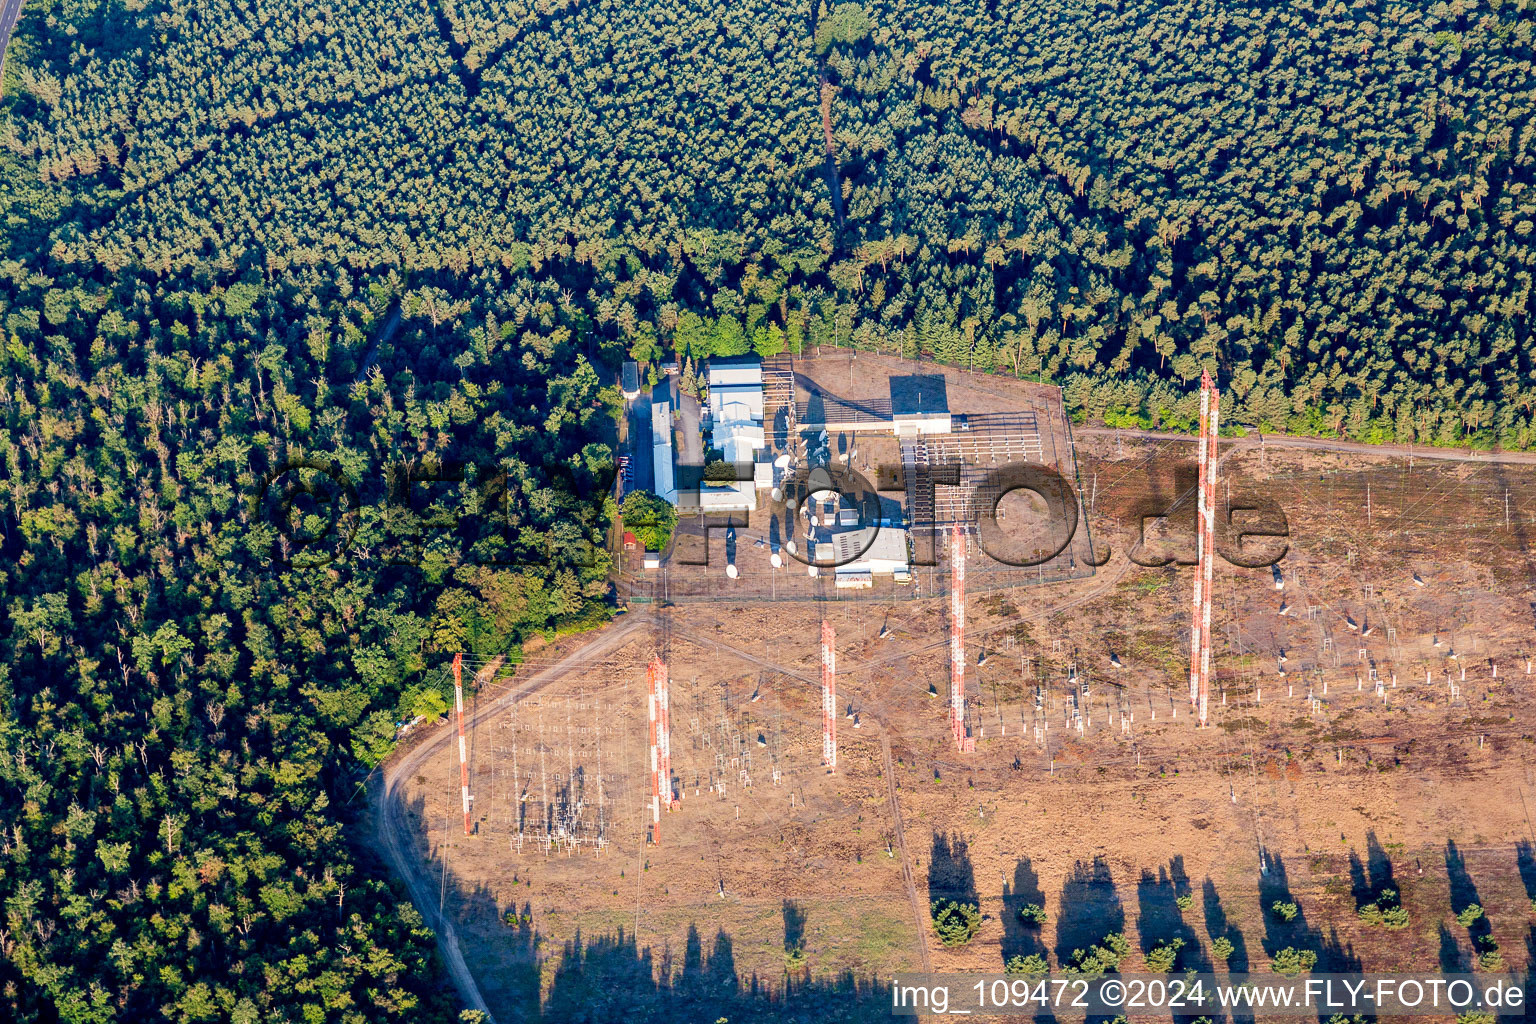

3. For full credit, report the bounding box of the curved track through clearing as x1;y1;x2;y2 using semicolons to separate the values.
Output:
375;613;653;1024
369;430;1279;1016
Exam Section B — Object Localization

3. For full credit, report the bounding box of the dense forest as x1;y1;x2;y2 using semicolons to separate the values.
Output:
0;0;1533;1018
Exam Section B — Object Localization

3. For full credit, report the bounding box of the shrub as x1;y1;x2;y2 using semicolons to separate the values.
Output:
1476;947;1505;970
783;947;806;971
1018;903;1048;925
1175;894;1194;911
931;899;982;947
1210;936;1235;962
1455;904;1484;927
1145;937;1185;973
1474;935;1503;971
1269;946;1318;977
1004;953;1049;977
1270;900;1299;922
1359;889;1408;929
1455;1013;1496;1024
702;458;737;482
1066;932;1131;975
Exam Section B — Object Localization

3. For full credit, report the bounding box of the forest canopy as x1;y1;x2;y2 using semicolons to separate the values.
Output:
0;0;1533;1019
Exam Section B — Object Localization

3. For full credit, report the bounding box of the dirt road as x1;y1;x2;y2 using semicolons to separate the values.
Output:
374;612;654;1023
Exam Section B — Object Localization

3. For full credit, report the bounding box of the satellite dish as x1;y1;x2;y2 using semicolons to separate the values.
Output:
808;565;819;577
774;454;791;468
770;487;783;502
770;552;783;568
810;515;819;527
786;540;797;555
726;564;738;579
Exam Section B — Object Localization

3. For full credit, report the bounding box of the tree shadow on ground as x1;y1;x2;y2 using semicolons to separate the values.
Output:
1201;877;1250;1024
1136;857;1208;974
1001;855;1047;967
1316;924;1361;973
1055;856;1123;968
1524;927;1536;1024
440;868;892;1022
783;899;807;955
1348;831;1398;910
1445;839;1496;965
1257;846;1358;1002
928;830;978;907
1258;851;1313;959
1261;845;1363;1024
1202;877;1250;972
1439;921;1471;972
1517;840;1536;904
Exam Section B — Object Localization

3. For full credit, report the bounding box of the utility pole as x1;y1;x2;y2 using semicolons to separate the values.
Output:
951;523;975;752
454;653;471;836
1188;370;1219;727
821;621;837;771
647;657;675;844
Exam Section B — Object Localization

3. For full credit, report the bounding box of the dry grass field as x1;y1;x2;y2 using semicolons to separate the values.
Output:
387;361;1536;1022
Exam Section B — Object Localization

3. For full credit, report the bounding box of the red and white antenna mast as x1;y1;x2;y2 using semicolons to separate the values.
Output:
950;524;974;752
647;657;675;843
1188;370;1220;727
821;620;837;771
453;652;471;836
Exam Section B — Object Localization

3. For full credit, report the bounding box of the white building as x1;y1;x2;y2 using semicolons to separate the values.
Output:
651;398;676;504
889;374;952;436
830;526;910;581
689;479;757;513
708;358;765;420
707;356;768;466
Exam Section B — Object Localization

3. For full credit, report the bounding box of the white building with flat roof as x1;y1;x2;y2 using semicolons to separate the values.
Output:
707;356;767;468
830;526;910;579
651;398;676;503
686;479;757;513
